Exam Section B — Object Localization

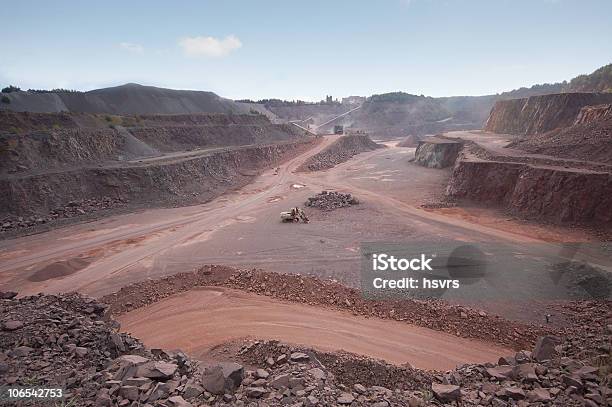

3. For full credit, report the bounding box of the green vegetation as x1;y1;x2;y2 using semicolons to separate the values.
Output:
1;95;10;104
1;85;21;93
367;92;428;104
566;63;612;92
499;63;612;97
104;114;123;126
28;88;81;93
237;98;340;107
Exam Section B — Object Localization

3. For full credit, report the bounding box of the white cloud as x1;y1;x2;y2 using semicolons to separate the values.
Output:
119;42;144;54
178;35;242;58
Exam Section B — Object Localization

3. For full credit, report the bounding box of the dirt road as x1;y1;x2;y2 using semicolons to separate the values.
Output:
118;286;511;370
0;135;608;302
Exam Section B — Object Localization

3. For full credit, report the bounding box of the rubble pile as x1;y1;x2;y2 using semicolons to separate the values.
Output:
222;340;435;407
0;291;144;404
436;330;611;406
2;285;611;406
103;266;548;350
305;191;359;211
0;196;128;233
297;134;383;172
0;291;204;406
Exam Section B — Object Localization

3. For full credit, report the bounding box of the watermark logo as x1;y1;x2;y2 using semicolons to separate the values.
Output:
372;253;434;271
360;242;611;301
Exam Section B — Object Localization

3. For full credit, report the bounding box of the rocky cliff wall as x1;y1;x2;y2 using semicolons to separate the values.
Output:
414;137;463;169
484;93;612;135
0;140;315;217
128;124;303;153
0;112;305;175
573;104;612;125
0;128;126;174
447;158;612;225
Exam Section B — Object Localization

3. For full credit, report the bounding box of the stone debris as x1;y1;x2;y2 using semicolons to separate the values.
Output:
0;196;128;233
297;133;383;172
102;266;556;351
305;190;359;211
2;285;610;406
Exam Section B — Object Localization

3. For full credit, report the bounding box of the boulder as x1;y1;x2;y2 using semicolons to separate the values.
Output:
119;385;139;401
168;395;193;407
255;368;269;379
201;362;244;395
221;362;244;388
245;387;266;398
182;383;204;399
290;352;310;362
117;354;149;365
137;361;177;380
485;365;516;380
353;383;367;394
337;392;355;404
527;388;551;402
3;320;23;331
308;368;326;381
532;336;561;362
516;363;538;381
432;383;461;402
561;374;583;390
269;374;290;389
500;387;525;400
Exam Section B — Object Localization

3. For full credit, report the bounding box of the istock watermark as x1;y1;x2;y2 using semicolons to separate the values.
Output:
370;253;460;290
360;242;612;301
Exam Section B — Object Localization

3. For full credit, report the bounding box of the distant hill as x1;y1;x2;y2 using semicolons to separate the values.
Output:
356;63;612;137
0;83;249;115
1;63;609;136
564;63;612;93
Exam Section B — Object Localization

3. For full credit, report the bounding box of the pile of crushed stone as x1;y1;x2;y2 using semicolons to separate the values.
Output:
305;191;359;211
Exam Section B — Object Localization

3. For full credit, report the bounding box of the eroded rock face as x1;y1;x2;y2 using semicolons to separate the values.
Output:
447;159;612;224
484;92;612;135
574;103;612;125
0;139;315;219
414;137;463;169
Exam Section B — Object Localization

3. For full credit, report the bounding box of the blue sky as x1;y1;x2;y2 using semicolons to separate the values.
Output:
1;0;611;101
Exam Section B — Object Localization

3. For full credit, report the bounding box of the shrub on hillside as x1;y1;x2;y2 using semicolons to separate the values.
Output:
1;85;21;93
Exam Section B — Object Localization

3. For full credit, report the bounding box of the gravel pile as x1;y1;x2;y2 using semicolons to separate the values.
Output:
297;134;383;172
305;191;359;211
0;291;144;404
434;329;612;406
0;196;128;233
236;332;612;406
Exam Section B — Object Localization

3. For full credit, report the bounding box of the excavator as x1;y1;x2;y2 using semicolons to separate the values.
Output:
280;207;309;223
